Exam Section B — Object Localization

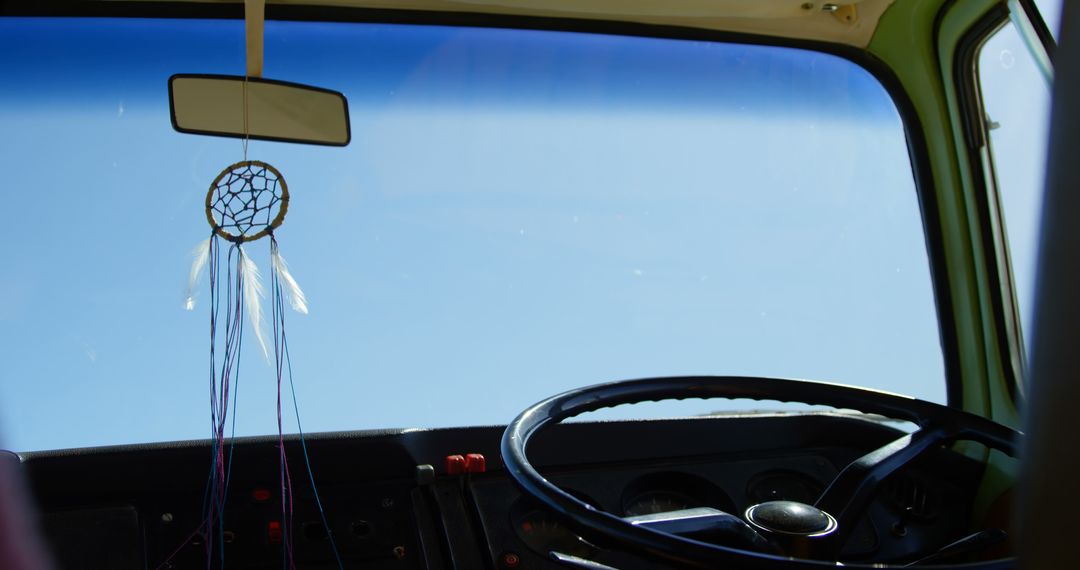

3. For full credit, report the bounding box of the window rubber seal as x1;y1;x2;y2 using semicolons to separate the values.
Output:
953;3;1027;407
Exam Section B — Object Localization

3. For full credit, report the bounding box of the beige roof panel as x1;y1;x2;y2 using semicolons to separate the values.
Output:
115;0;897;47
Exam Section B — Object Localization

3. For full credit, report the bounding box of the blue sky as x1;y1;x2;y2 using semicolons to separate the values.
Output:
0;17;993;451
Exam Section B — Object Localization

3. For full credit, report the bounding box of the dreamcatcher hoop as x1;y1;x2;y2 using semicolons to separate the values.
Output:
204;160;290;243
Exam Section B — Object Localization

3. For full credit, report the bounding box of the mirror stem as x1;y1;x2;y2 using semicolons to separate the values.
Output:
245;0;265;78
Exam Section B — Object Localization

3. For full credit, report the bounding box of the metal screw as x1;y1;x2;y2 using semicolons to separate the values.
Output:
161;512;174;524
822;3;839;12
392;545;406;559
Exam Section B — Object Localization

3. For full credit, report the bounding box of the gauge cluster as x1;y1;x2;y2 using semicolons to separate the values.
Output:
470;452;844;567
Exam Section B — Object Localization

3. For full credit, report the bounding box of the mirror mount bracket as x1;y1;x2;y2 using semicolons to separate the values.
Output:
245;0;265;78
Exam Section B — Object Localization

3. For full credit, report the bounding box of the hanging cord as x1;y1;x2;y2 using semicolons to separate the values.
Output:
271;236;344;570
242;75;250;162
156;235;233;570
204;236;226;569
271;234;297;570
155;239;250;570
271;242;297;570
206;240;246;570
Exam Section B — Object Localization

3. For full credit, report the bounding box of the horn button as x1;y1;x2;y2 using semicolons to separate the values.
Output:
745;501;837;537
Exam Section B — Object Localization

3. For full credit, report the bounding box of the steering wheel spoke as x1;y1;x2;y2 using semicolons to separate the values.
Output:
814;425;952;548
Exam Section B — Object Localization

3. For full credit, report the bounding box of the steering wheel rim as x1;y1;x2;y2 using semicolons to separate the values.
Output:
500;376;1020;569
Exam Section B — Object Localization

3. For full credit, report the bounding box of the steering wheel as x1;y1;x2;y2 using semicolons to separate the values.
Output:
500;376;1020;569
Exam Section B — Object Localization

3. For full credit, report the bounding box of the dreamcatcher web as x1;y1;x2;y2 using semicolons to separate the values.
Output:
206;160;289;243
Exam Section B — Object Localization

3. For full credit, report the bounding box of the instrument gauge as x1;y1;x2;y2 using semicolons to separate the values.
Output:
512;509;596;558
620;472;735;518
510;491;599;559
746;470;823;505
622;490;697;517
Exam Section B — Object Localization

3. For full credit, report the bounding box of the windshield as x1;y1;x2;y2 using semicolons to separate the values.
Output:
0;18;944;452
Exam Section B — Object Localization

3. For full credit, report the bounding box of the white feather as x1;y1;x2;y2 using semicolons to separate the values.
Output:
240;248;270;360
184;237;212;310
271;246;308;314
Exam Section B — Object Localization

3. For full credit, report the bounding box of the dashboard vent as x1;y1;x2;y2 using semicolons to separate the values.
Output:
884;475;938;520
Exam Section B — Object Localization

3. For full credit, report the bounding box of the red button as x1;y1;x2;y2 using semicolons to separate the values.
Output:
252;488;271;502
268;521;283;543
445;454;466;475
465;453;486;473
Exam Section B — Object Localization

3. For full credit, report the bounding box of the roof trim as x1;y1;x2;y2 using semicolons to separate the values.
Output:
91;0;896;48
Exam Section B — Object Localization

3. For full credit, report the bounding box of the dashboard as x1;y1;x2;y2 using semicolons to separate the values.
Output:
16;413;985;569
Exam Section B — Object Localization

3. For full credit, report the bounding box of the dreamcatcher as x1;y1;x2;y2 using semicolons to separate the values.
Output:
181;160;341;569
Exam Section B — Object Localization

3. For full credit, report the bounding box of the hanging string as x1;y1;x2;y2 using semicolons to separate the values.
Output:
271;235;344;570
155;237;269;570
156;236;243;570
242;75;250;162
271;239;297;569
204;238;247;570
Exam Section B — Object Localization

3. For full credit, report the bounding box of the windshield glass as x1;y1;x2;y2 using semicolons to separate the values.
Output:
0;18;944;452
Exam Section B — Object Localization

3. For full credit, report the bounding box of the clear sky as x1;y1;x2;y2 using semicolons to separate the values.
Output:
0;15;1008;452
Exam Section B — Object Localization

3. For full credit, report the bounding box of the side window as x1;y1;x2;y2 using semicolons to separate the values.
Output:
975;1;1058;364
1034;0;1063;40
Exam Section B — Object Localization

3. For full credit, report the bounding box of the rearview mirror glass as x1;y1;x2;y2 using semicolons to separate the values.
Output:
169;74;350;146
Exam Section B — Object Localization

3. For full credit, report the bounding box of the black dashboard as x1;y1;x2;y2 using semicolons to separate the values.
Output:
16;413;986;569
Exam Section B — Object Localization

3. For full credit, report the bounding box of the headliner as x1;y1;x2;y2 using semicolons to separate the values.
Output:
90;0;897;47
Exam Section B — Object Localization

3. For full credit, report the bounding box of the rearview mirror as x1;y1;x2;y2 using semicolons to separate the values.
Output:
169;74;350;146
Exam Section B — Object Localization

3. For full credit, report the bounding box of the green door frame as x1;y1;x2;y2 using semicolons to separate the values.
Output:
870;0;1023;429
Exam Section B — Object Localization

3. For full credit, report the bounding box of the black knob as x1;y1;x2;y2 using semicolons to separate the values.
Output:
745;501;836;536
